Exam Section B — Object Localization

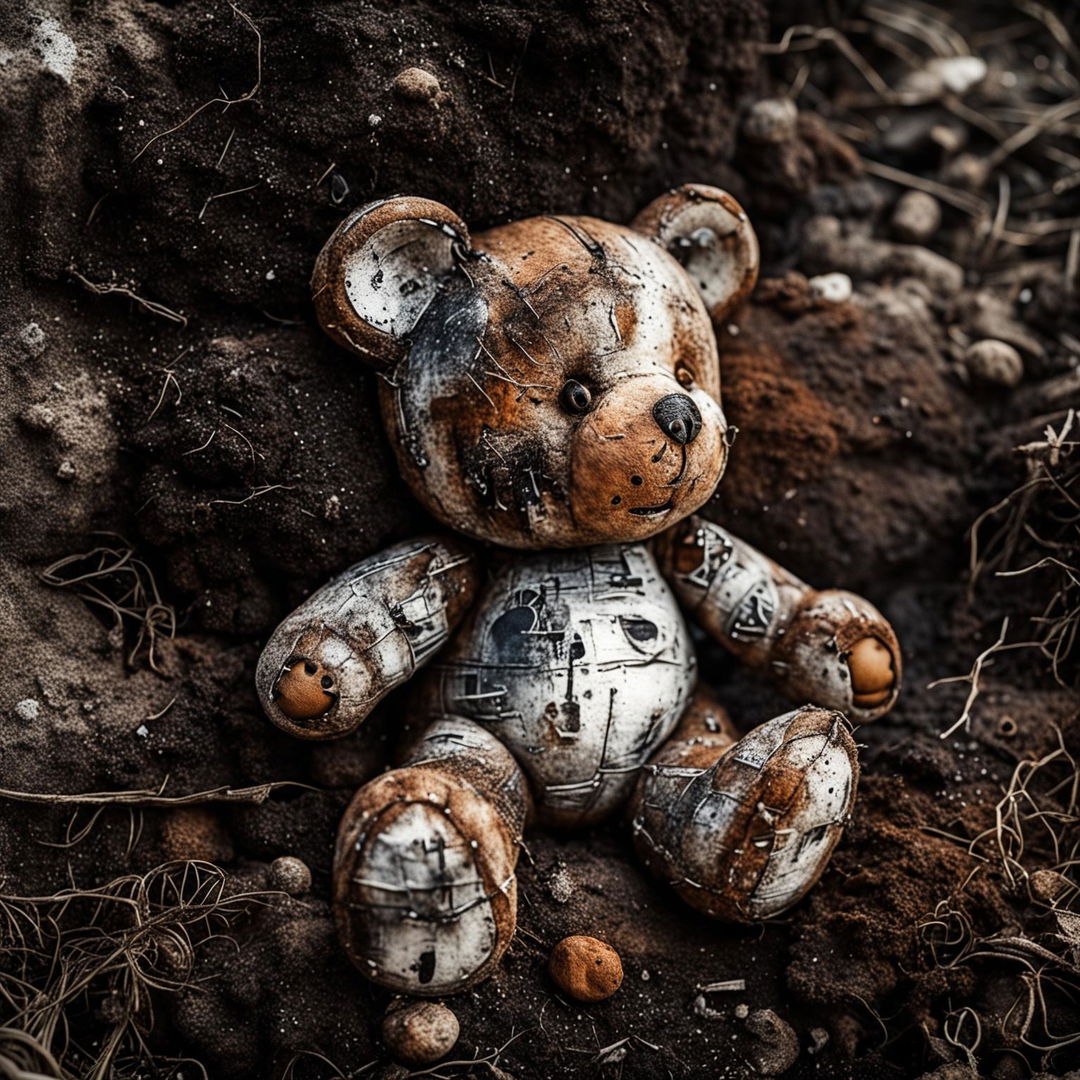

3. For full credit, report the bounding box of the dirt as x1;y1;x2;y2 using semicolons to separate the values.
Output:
2;2;1079;1079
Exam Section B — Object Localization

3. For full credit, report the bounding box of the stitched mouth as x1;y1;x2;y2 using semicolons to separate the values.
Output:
628;498;675;516
666;444;689;486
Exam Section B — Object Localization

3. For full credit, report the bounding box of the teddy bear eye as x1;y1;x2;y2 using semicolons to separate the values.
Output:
558;380;593;415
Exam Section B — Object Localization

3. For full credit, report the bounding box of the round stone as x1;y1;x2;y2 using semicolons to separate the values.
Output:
269;856;312;896
382;1000;459;1065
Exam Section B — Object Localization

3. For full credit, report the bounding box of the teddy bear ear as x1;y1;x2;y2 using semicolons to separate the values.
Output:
632;184;759;324
312;196;471;368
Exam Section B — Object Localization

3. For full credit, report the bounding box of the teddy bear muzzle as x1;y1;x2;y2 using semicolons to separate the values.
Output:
569;377;728;543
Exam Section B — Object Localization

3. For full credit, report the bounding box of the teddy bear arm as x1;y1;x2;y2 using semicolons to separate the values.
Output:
255;535;481;740
655;516;901;722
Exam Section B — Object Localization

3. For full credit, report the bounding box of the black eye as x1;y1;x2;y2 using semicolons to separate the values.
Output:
559;380;592;415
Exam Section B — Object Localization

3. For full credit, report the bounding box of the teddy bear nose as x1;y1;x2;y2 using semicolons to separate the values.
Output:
652;394;702;445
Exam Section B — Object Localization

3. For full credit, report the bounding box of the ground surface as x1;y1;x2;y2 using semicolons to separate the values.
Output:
1;2;1078;1078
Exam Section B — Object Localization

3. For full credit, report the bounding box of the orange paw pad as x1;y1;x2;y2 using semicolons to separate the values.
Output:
847;637;897;709
273;658;336;720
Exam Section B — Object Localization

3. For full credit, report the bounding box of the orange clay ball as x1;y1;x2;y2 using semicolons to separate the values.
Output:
548;935;623;1002
848;637;896;708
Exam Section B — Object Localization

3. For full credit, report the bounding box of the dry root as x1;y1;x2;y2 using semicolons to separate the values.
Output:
40;537;176;673
919;729;1080;1066
0;861;272;1079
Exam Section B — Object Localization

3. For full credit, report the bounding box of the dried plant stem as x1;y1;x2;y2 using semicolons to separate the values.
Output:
40;540;175;673
69;269;187;328
0;780;316;808
133;6;262;163
929;618;1011;738
0;862;272;1079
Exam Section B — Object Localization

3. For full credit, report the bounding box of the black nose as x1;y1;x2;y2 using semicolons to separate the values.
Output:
652;394;702;445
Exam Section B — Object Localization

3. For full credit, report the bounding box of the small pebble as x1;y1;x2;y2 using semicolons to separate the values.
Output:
20;403;55;433
927;55;987;96
808;272;852;304
19;322;46;355
1030;868;1070;903
545;861;575;904
892;190;942;244
742;97;798;144
942;152;989;192
269;855;312;896
56;459;76;481
899;55;986;99
14;698;40;722
391;67;446;106
382;1000;459;1065
693;993;722;1020
323;493;343;521
881;113;936;155
548;935;623;1003
741;1008;799;1076
965;339;1024;388
930;122;967;154
897;67;943;99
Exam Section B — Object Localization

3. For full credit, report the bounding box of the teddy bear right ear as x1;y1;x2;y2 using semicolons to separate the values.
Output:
632;184;759;325
312;196;471;369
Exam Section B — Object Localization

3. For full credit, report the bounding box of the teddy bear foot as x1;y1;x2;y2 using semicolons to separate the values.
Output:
630;704;858;922
333;718;530;995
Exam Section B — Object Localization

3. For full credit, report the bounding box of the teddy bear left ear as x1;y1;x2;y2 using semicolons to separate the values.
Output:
632;184;759;324
312;196;471;369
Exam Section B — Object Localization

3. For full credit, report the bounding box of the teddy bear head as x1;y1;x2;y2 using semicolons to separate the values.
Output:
312;184;759;549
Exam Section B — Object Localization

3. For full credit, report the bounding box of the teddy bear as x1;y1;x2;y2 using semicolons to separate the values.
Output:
254;185;901;996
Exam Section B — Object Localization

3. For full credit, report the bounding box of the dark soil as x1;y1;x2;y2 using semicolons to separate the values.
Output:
2;2;1078;1079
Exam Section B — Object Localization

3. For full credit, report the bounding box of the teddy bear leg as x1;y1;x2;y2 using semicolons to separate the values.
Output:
655;515;901;722
333;717;531;996
630;702;858;921
255;536;479;740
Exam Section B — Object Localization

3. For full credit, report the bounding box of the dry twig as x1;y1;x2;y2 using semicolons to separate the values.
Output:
133;6;262;163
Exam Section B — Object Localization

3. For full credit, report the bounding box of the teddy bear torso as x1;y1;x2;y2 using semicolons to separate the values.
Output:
412;542;695;826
